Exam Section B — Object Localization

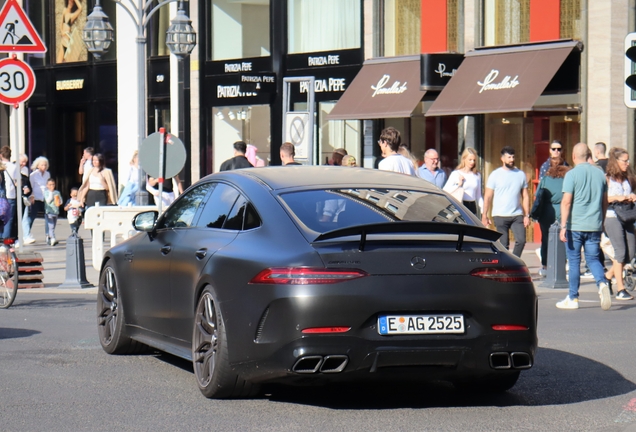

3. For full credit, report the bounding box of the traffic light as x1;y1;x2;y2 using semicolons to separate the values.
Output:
625;32;636;108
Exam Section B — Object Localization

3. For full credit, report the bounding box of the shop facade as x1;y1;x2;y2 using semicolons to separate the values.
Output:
8;0;634;217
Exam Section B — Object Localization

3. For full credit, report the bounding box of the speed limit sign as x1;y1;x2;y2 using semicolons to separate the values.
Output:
0;57;35;105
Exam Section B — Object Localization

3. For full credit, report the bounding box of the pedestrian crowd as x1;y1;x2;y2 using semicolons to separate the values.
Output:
10;126;634;312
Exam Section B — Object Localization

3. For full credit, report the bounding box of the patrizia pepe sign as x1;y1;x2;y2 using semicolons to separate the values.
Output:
371;74;407;97
477;69;520;93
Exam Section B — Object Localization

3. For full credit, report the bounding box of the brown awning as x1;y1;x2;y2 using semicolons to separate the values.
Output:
328;56;426;120
426;40;582;117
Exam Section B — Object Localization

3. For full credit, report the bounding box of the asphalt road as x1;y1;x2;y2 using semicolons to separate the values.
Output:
1;287;636;432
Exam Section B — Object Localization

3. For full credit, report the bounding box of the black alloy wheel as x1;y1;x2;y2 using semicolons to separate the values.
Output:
192;287;258;398
97;263;144;354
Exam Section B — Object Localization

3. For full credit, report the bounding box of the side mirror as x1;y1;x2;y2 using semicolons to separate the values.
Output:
132;211;158;232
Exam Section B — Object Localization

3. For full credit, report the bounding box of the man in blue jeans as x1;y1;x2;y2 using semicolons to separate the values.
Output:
558;143;611;310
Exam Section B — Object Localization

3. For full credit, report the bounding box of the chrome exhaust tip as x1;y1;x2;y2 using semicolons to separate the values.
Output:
489;352;511;369
319;355;349;373
292;356;323;373
510;352;532;369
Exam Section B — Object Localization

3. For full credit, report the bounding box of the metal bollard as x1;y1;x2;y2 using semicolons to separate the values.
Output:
540;221;569;289
58;233;94;289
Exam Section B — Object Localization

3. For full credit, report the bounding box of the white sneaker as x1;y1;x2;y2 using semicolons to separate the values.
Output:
23;237;35;245
50;238;57;246
581;271;594;279
599;282;612;311
556;296;579;309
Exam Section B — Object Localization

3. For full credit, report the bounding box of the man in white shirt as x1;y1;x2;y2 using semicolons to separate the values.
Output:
78;147;94;183
377;127;416;176
0;146;19;239
482;146;530;257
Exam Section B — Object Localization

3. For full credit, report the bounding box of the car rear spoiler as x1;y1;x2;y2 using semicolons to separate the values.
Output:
313;222;502;252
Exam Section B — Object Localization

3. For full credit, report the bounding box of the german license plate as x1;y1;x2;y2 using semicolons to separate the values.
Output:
378;314;465;335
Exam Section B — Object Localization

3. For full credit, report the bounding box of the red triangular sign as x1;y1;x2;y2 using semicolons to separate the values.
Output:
0;0;46;53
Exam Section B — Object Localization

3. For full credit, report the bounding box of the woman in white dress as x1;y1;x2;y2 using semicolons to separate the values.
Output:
444;148;483;216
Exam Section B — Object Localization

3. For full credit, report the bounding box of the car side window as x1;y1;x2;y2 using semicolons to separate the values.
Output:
195;183;240;229
223;196;262;231
156;184;212;230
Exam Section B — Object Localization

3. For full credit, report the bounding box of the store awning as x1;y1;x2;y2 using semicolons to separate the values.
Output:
425;40;582;117
328;56;426;120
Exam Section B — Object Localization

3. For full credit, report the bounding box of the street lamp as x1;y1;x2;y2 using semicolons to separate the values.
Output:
82;0;196;205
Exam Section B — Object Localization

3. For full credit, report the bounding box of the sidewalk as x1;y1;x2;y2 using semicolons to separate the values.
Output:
521;241;600;298
17;220;595;296
16;218;99;293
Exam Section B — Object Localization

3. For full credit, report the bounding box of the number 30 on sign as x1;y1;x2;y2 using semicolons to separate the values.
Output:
0;57;35;106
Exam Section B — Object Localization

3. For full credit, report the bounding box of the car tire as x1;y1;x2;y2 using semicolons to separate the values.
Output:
192;287;259;399
454;371;520;393
97;262;146;354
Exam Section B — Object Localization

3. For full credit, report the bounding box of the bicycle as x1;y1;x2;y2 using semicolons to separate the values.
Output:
0;238;19;309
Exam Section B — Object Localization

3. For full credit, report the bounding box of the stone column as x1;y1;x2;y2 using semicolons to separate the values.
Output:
586;0;630;149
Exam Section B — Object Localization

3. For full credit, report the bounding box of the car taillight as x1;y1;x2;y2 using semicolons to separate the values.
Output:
492;325;529;331
470;266;532;283
301;327;351;334
250;268;368;285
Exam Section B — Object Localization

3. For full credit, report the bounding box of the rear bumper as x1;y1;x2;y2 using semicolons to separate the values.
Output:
224;276;537;384
233;330;537;384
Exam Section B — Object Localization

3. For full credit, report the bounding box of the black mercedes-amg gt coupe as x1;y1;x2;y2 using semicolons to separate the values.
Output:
97;166;537;398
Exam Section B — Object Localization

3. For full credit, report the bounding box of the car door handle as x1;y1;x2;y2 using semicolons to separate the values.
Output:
160;245;172;255
195;248;207;260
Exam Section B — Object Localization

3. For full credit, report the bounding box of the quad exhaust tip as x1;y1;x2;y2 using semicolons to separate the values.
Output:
292;355;349;374
510;352;532;369
489;352;532;370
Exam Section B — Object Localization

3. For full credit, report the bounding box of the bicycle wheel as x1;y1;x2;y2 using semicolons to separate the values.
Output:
0;246;18;309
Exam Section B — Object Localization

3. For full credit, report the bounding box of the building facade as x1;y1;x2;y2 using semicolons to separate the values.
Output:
7;0;634;226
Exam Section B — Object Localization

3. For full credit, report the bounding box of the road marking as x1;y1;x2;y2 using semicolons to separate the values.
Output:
614;397;636;423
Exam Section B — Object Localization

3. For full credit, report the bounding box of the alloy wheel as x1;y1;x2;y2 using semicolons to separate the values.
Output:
193;292;218;387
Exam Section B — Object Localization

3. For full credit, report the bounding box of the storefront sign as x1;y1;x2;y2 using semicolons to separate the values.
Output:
56;78;84;90
420;53;464;91
287;49;362;70
239;73;276;93
371;74;407;97
225;61;253;73
208;57;271;76
299;77;346;93
217;85;257;98
477;69;520;93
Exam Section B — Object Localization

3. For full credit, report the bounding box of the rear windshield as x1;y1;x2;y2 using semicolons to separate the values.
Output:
279;188;471;234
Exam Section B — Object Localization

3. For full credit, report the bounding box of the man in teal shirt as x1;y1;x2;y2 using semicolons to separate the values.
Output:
557;143;610;310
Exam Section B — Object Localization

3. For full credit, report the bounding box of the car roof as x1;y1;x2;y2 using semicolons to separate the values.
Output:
203;166;440;192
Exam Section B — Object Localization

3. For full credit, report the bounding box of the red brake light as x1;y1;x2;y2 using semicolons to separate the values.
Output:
250;268;368;285
470;266;532;283
301;327;351;334
3;238;14;245
492;325;529;331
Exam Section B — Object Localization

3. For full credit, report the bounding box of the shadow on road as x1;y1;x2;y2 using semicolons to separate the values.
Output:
262;347;636;409
7;297;95;309
0;327;40;339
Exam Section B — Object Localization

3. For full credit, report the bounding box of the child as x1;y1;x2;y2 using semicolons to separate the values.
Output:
64;187;82;235
43;179;62;246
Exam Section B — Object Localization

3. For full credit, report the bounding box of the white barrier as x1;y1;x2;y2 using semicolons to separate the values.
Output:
84;205;157;270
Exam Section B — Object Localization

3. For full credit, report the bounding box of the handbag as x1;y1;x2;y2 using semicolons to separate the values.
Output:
530;182;546;220
611;201;636;224
0;191;9;225
443;173;466;202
